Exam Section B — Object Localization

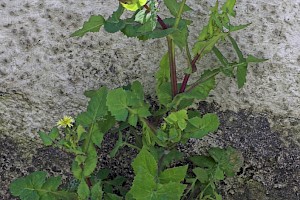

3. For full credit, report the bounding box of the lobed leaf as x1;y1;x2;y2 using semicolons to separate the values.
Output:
189;155;216;169
208;147;244;177
91;182;103;200
132;147;157;175
184;113;220;139
10;172;77;200
76;87;108;126
77;180;90;200
164;110;188;131
154;182;186;200
159;165;188;184
193;167;209;183
107;88;128;121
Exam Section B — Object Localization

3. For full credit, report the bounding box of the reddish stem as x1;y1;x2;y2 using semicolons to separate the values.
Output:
179;74;190;93
179;53;201;93
85;177;93;188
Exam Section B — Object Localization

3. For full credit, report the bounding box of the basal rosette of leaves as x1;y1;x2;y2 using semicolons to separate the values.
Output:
9;0;267;199
119;0;147;11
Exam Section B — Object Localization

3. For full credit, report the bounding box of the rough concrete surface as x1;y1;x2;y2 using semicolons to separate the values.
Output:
0;0;299;199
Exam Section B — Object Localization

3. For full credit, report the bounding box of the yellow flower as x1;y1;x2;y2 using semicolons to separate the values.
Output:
119;0;147;11
57;116;75;128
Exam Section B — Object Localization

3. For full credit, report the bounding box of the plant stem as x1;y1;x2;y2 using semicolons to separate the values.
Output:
180;52;201;92
144;4;177;97
85;177;92;188
123;142;141;151
186;68;219;92
174;0;187;29
167;37;178;97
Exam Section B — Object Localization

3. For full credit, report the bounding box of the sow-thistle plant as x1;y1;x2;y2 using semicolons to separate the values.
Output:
10;0;266;199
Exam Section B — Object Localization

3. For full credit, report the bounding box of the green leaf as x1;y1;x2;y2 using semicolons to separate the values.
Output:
222;0;236;17
140;28;176;40
163;18;191;50
132;147;157;175
246;55;268;63
228;35;245;62
137;107;151;117
104;4;125;33
110;4;125;23
109;176;126;186
229;23;251;32
128;170;157;200
184;113;220;139
142;121;157;147
83;144;98;177
157;82;172;107
109;131;124;158
163;0;192;17
71;15;105;37
105;193;123;200
107;88;128;121
208;147;243;177
164;110;188;131
76;87;108;126
193;167;209;183
129;148;186;200
10;172;43;196
90;123;104;148
212;46;234;77
77;125;86;141
212;46;228;67
236;63;247;88
135;10;151;24
77;180;90;200
161;150;184;168
159;165;188;184
10;172;76;200
156;53;170;87
96;168;110;180
91;182;103;200
154;182;186;200
193;33;228;56
127;81;149;112
42;176;61;191
104;21;126;33
138;20;157;33
39;131;53;146
72;160;83;180
214;166;225;180
189;155;216;168
98;113;116;133
128;112;138;127
170;69;217;109
169;127;181;142
172;27;189;49
215;193;222;200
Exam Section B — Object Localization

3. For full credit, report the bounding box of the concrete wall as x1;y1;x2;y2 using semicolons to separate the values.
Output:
0;0;299;199
0;0;299;139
